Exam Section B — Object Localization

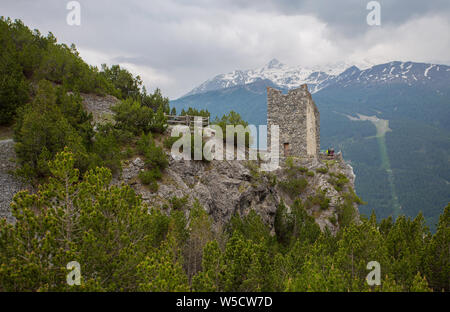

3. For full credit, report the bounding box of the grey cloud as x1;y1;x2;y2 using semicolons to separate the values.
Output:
0;0;449;98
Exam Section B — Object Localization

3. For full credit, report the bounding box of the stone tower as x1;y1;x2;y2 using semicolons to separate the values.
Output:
267;84;320;158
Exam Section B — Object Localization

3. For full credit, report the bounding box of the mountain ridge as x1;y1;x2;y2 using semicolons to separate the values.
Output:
181;59;450;99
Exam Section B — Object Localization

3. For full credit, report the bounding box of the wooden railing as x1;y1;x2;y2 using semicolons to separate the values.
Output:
165;115;209;129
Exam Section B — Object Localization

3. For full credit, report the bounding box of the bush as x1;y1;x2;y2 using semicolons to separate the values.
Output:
307;188;330;210
298;167;308;173
169;196;189;210
315;167;328;174
163;134;182;150
0;56;30;125
213;111;250;148
279;177;308;198
112;99;167;135
285;158;309;176
141;87;170;113
136;133;167;190
275;200;321;246
14;80;89;180
137;133;168;170
99;64;142;99
139;168;161;191
328;172;349;192
329;215;337;225
91;123;122;174
112;98;153;135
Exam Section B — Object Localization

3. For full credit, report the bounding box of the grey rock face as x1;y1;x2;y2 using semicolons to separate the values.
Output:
125;152;359;235
0;139;28;223
124;156;279;232
80;93;118;124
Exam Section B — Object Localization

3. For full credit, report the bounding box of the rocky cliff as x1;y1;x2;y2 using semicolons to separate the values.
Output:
120;151;360;235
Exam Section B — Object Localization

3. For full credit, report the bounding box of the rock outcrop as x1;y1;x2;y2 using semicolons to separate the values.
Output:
121;150;360;235
0;139;27;223
81;93;119;124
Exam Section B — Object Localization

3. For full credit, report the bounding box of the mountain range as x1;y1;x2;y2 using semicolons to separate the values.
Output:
171;59;450;230
183;59;449;96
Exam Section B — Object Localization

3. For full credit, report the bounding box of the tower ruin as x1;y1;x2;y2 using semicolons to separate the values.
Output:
267;84;320;158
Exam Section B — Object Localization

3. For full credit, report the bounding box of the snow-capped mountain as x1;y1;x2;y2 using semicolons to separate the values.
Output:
330;61;450;89
182;59;450;98
183;58;339;97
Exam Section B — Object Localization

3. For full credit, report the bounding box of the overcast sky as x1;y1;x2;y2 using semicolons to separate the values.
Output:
1;0;450;98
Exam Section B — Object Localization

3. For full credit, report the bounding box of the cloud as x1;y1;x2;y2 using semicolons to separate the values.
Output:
349;14;450;65
1;0;449;98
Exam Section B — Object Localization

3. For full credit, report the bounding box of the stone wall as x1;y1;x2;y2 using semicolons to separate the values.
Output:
267;84;320;158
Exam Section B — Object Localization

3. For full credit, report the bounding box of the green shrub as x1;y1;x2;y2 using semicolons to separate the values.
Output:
284;158;309;176
275;200;321;246
14;80;89;180
163;134;182;150
112;99;167;135
306;171;315;177
91;123;122;174
169;195;189;210
122;147;134;159
298;167;308;173
99;64;142;100
138;170;154;185
279;177;308;198
348;187;366;205
112;98;153;135
137;133;168;170
328;172;349;192
0;55;30;125
337;197;357;228
274;201;292;246
315;167;328;174
138;168;161;192
285;157;294;169
329;215;337;225
245;161;260;181
307;188;330;210
265;172;277;186
213;111;251;148
140;87;171;113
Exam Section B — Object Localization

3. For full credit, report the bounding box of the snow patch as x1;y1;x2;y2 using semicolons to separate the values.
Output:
424;64;434;77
